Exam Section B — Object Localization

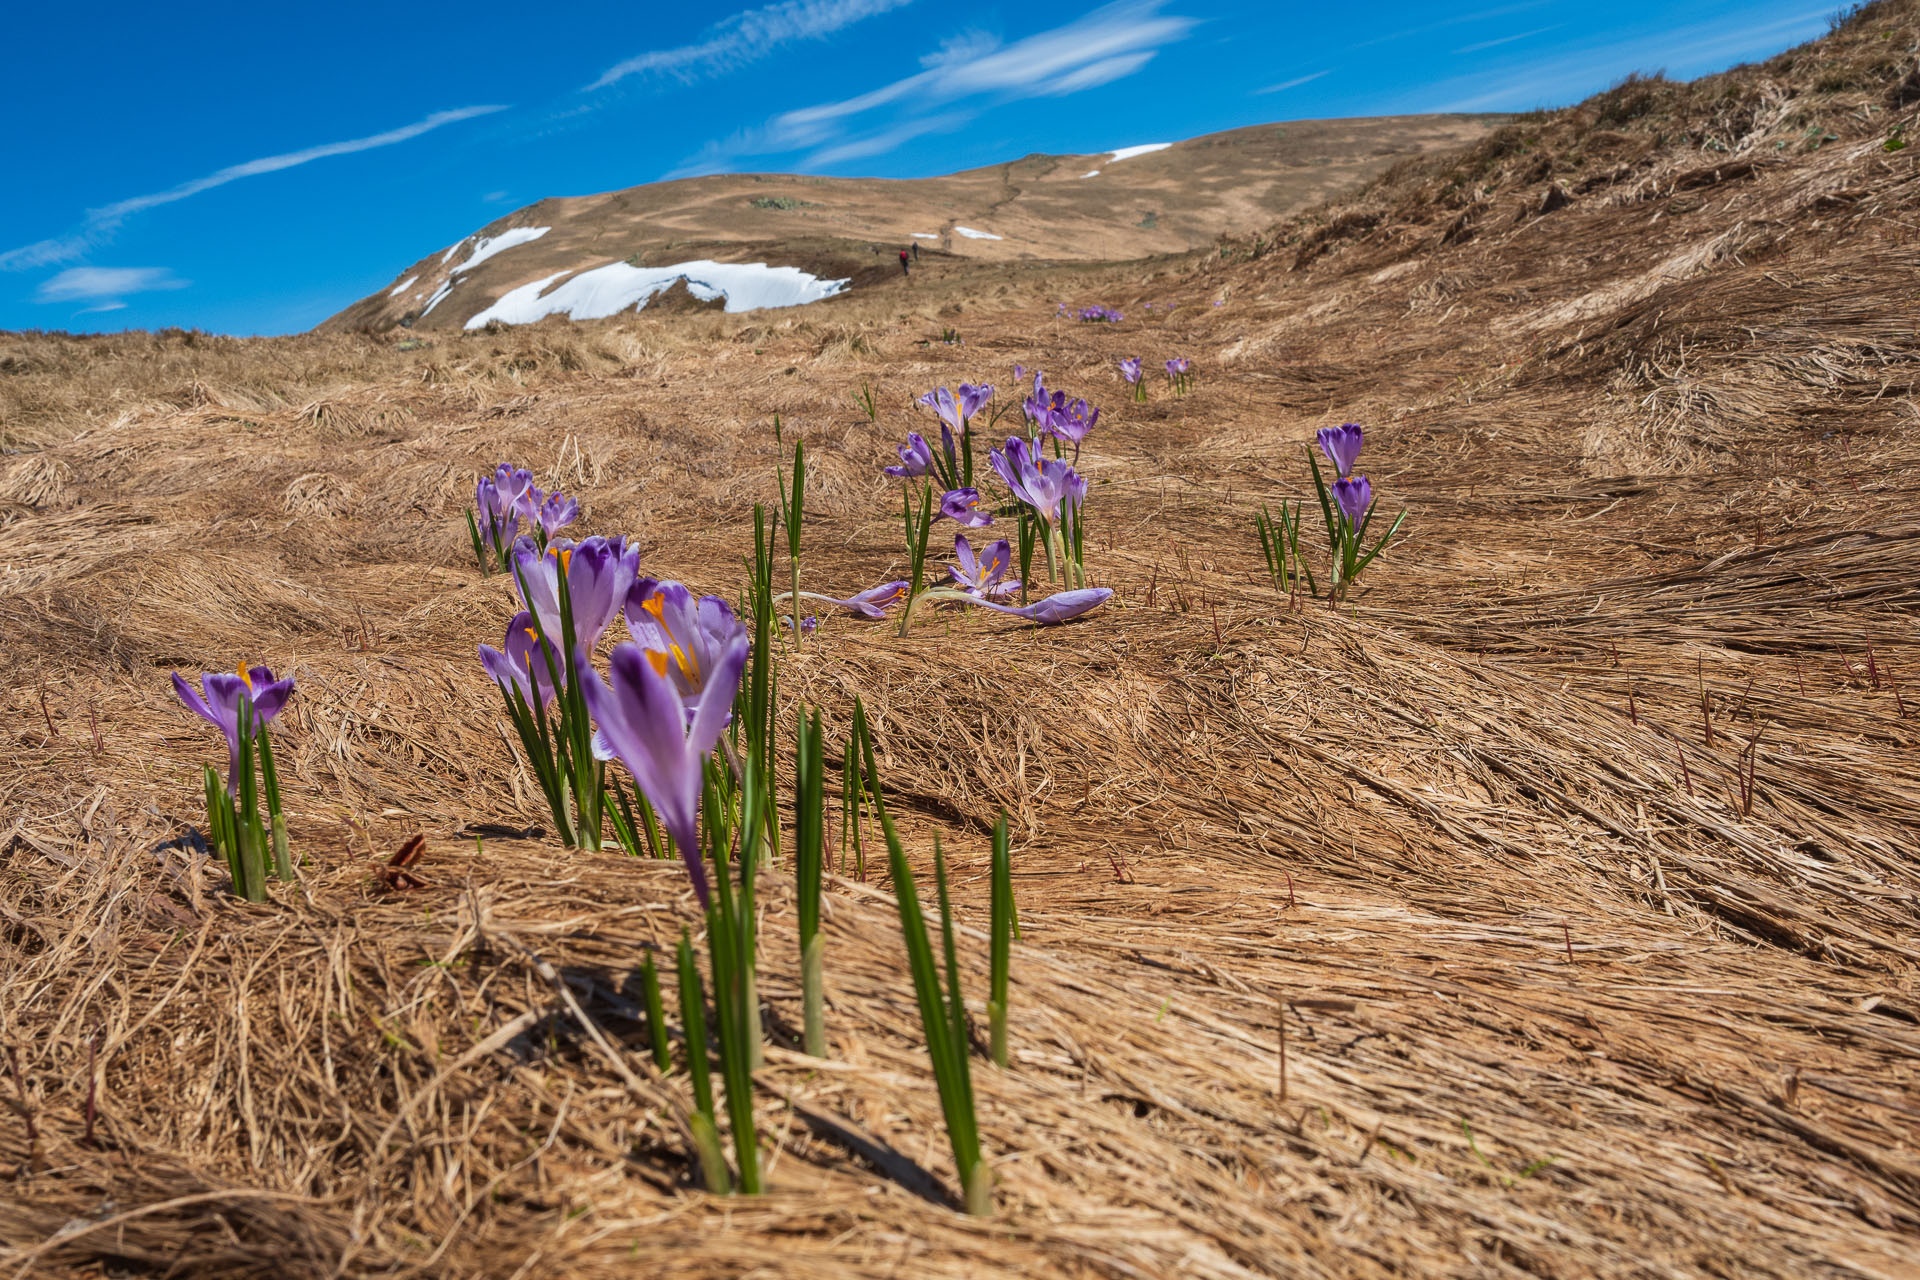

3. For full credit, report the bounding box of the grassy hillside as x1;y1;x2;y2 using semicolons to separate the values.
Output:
1;5;1918;1277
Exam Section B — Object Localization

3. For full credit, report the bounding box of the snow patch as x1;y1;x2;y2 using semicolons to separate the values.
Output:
389;275;419;297
1106;143;1171;163
1079;170;1101;179
464;259;850;329
952;226;1002;240
911;232;940;239
420;281;454;316
454;226;550;273
441;239;467;265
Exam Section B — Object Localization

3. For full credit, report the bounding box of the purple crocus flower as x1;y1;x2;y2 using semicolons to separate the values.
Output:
537;491;579;538
513;535;639;649
171;665;296;796
968;587;1112;625
576;632;749;907
1165;357;1190;378
623;579;743;706
918;387;963;434
1119;357;1143;385
782;615;819;635
990;436;1081;524
480;611;562;707
476;469;527;548
1012;364;1026;382
1053;397;1100;449
1331;475;1372;527
884;432;935;479
957;382;994;422
1317;424;1364;478
947;534;1019;598
938;487;993;528
818;581;910;618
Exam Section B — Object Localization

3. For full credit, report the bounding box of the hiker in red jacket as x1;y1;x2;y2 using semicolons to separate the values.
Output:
898;248;911;277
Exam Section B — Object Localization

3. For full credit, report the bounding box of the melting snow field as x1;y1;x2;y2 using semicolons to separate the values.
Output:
441;240;467;265
464;259;850;329
911;232;940;239
454;227;550;273
953;226;1002;240
420;281;454;316
1080;170;1101;179
389;275;419;297
1107;143;1172;163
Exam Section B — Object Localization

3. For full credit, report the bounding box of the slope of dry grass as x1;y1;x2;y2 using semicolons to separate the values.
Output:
3;7;1920;1277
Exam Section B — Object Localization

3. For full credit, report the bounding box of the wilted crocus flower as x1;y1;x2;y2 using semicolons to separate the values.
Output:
817;581;910;618
576;631;749;907
1318;424;1364;478
990;436;1081;524
513;535;639;649
1119;357;1143;385
480;611;562;707
884;432;935;479
536;491;579;539
172;665;296;795
970;587;1112;625
939;487;993;528
947;534;1019;598
623;579;744;707
1332;475;1372;527
781;615;820;635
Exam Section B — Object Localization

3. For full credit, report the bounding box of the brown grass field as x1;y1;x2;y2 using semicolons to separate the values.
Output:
3;5;1919;1277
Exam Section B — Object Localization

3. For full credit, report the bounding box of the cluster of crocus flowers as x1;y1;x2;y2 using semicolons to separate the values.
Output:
468;462;581;574
1074;305;1123;323
1317;424;1369;526
1165;357;1193;395
1118;356;1147;402
172;664;297;901
1022;373;1101;463
578;581;750;905
1300;422;1406;603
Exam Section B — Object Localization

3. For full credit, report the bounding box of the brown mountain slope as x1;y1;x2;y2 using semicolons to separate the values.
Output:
4;4;1920;1278
322;114;1506;334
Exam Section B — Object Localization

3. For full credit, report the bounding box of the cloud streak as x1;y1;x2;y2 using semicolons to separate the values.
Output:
1455;24;1562;55
697;0;1195;169
1256;69;1331;95
1430;8;1829;111
36;266;190;304
589;0;915;90
1;105;509;272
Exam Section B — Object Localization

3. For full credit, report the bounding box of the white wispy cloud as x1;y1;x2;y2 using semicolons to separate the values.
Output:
35;266;190;304
589;0;915;90
1430;7;1830;111
1454;24;1562;55
700;0;1195;169
1255;69;1331;95
1;105;509;272
804;112;972;166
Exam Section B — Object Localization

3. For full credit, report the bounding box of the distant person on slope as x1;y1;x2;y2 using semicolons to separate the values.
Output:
911;241;920;261
899;248;911;278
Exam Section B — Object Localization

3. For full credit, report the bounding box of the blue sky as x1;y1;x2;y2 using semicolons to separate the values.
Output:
1;0;1834;335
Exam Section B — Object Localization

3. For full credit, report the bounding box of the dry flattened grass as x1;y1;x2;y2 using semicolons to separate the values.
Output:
5;15;1920;1279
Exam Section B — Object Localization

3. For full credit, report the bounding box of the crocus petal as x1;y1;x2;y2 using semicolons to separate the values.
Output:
1317;424;1364;478
939;488;992;527
1331;475;1372;525
579;643;709;904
